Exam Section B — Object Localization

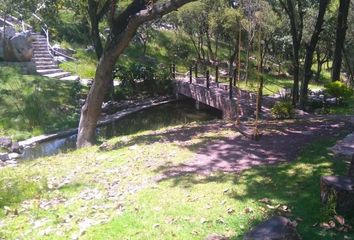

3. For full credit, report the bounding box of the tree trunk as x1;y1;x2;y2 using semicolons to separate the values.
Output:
300;0;329;108
77;55;115;147
332;0;350;81
77;0;197;147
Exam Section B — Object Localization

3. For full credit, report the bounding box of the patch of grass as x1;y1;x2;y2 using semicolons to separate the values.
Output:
328;96;354;115
0;122;352;239
60;49;97;79
0;67;83;140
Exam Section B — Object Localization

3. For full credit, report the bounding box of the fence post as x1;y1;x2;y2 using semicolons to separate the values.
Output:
229;71;233;99
172;64;176;79
195;63;198;78
206;70;210;89
215;66;219;86
189;65;193;84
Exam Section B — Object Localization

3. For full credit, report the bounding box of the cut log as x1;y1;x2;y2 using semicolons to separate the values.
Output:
244;216;301;240
320;176;354;216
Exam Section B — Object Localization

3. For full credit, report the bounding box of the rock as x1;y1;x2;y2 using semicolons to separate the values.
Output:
8;152;20;160
4;31;33;62
244;216;301;240
3;27;16;38
5;160;17;165
0;137;12;148
205;234;229;240
320;176;354;216
53;56;67;64
10;142;23;154
0;153;9;161
52;44;76;57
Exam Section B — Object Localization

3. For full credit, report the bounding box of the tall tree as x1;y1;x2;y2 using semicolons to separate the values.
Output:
300;0;330;108
278;0;304;105
77;0;196;147
332;0;351;81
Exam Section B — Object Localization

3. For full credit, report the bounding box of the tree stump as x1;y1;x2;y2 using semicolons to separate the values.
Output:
320;176;354;216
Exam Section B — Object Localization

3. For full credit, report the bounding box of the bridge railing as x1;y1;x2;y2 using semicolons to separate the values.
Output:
170;63;238;100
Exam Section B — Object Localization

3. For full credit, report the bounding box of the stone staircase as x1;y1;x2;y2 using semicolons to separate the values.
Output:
31;33;80;81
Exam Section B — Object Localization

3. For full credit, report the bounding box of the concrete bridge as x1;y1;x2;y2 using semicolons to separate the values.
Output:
174;73;265;120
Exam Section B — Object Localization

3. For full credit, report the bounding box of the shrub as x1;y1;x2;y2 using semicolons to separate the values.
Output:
271;100;295;119
114;62;172;99
325;81;353;104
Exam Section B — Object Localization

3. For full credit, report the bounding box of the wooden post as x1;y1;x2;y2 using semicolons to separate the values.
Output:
215;66;219;86
206;70;210;89
229;73;233;99
189;65;193;84
172;64;176;79
195;63;198;78
233;68;237;86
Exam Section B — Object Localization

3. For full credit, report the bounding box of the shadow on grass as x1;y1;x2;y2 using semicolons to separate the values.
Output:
101;116;353;239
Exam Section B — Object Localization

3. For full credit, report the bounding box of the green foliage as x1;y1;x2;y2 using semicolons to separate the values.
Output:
325;81;353;103
271;100;295;119
114;62;172;99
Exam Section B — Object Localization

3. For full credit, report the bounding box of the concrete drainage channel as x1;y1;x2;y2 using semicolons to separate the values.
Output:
1;98;201;166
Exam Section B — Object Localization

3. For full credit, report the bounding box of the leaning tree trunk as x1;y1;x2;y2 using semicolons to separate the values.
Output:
77;55;115;147
332;0;350;81
76;0;197;148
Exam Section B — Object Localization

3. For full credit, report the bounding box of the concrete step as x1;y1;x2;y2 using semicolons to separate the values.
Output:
33;53;52;58
33;61;55;65
33;49;49;52
37;69;62;75
44;72;71;79
36;64;58;70
33;57;53;61
60;75;80;81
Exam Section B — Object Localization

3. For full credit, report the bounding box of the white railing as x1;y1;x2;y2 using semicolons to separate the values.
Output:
33;13;77;61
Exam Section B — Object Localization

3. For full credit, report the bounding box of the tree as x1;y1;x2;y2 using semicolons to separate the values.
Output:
77;0;197;148
300;0;330;108
278;0;305;105
87;0;111;60
332;0;351;81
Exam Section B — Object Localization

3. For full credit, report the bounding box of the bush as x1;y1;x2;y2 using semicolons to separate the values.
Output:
324;81;353;104
271;100;295;119
113;62;172;99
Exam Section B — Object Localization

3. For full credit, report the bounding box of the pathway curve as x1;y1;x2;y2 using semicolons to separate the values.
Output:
156;116;354;180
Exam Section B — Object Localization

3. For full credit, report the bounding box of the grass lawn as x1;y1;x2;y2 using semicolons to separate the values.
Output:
0;67;84;140
0;121;353;239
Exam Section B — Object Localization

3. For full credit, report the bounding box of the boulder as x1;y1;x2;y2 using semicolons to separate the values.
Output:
4;31;33;62
0;137;12;148
0;153;9;161
244;216;301;240
3;26;16;39
10;142;23;154
320;176;354;216
8;152;20;160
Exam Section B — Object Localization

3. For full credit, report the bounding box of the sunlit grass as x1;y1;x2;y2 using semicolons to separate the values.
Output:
0;122;352;239
0;67;83;140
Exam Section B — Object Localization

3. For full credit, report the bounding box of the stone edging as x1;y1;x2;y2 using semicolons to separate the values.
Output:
19;99;177;147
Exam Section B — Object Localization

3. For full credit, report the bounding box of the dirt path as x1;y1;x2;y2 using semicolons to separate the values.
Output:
157;116;353;179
